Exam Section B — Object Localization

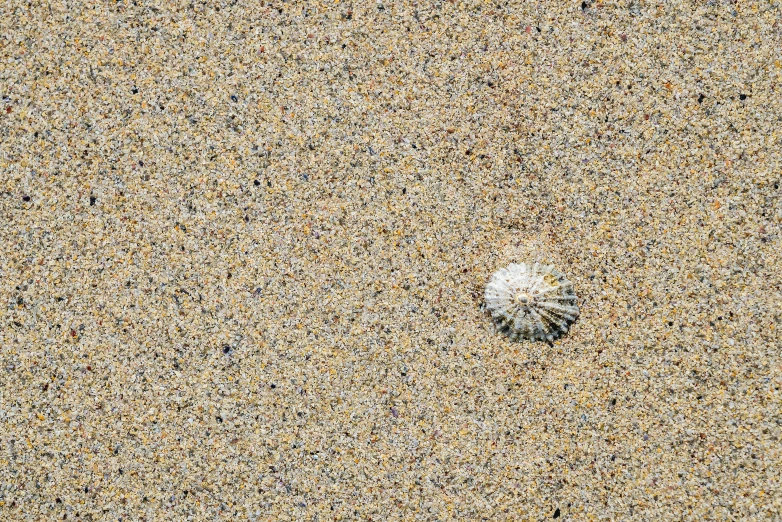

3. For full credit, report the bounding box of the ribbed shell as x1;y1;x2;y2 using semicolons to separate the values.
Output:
485;262;579;341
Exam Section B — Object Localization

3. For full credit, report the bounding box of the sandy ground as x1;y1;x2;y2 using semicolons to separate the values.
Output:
1;1;781;520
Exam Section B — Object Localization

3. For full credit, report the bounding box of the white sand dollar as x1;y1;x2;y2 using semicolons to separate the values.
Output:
485;262;579;341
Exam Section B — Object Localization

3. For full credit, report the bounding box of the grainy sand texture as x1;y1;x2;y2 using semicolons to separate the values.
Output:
2;1;781;520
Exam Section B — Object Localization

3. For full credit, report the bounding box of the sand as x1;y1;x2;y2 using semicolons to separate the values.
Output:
1;1;781;519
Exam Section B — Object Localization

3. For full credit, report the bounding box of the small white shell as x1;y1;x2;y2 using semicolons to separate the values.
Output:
485;262;579;342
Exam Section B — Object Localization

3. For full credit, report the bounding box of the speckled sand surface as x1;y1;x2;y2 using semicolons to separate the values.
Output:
2;1;781;520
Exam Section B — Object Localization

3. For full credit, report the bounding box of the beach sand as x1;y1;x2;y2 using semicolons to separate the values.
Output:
1;1;781;519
